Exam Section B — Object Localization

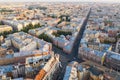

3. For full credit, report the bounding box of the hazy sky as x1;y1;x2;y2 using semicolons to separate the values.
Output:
0;0;119;3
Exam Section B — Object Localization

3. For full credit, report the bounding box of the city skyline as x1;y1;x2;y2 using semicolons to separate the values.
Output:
0;0;120;3
0;1;120;80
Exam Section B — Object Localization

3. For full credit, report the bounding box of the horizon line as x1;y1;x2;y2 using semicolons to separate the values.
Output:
0;1;120;3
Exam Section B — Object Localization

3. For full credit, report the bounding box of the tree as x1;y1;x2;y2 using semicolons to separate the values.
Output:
0;21;3;25
117;34;120;38
52;32;60;37
39;33;52;43
28;7;33;10
52;30;72;37
34;23;41;28
21;23;41;33
0;23;42;38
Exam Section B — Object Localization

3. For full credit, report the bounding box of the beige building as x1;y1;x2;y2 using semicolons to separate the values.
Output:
0;36;4;44
116;39;120;53
35;54;60;80
0;47;7;57
0;25;13;33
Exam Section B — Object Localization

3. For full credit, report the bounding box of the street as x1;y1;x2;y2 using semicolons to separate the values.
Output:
52;8;91;80
70;8;91;60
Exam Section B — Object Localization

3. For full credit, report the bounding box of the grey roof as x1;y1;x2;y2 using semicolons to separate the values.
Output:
63;66;72;80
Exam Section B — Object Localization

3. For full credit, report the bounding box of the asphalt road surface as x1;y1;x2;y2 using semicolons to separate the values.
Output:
70;8;91;60
52;8;91;80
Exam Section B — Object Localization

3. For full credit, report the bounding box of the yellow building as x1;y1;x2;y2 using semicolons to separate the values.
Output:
0;25;13;33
